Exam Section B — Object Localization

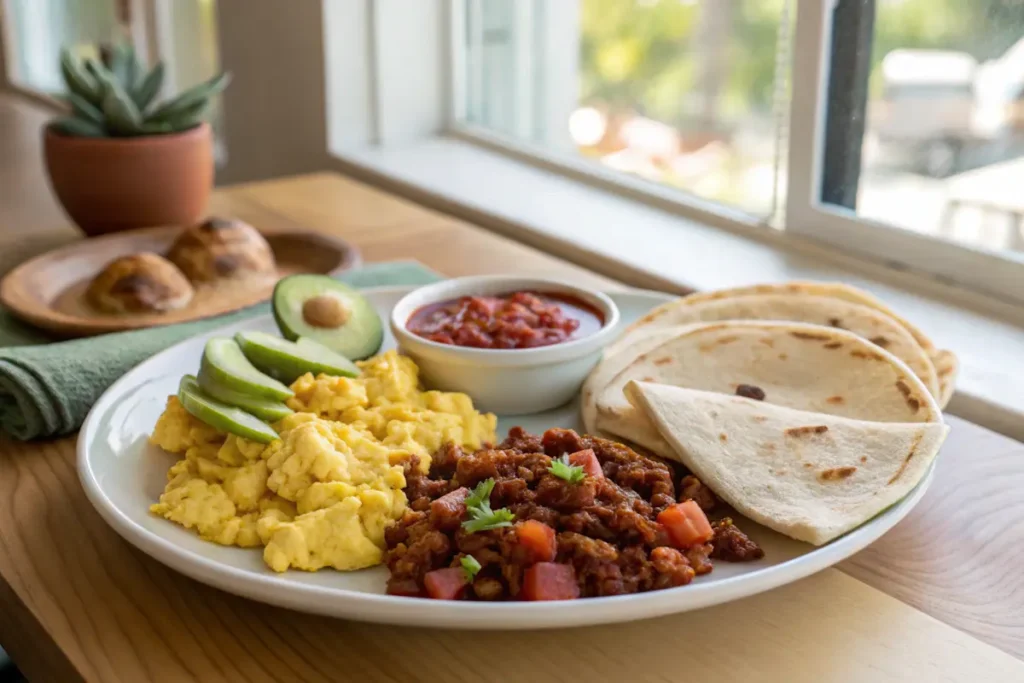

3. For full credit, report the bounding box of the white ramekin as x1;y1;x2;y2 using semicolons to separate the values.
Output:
390;276;620;414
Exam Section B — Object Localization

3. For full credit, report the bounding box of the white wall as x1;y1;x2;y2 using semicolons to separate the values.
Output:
215;0;331;184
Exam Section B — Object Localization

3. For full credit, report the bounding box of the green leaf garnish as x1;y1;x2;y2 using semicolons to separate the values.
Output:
548;454;586;484
465;478;496;510
461;478;516;533
461;555;482;582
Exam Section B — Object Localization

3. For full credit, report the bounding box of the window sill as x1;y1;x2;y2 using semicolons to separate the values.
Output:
332;136;1024;442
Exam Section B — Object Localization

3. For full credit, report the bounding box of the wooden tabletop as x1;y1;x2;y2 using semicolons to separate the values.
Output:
1;169;1024;682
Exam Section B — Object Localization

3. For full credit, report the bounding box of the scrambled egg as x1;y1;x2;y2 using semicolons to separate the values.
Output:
149;350;496;573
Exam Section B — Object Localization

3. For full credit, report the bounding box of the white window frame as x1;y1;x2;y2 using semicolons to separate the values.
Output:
241;0;1024;305
785;0;1024;302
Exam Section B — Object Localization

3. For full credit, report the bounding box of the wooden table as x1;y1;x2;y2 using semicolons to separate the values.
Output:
1;172;1023;682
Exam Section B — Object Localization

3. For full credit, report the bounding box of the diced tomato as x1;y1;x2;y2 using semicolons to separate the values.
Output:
516;519;557;562
568;448;603;479
657;501;714;549
423;567;468;600
521;563;580;601
430;487;470;522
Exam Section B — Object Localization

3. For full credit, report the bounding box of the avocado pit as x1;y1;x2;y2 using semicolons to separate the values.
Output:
302;295;349;328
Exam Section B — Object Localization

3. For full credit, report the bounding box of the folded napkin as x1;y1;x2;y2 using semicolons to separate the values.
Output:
0;261;440;440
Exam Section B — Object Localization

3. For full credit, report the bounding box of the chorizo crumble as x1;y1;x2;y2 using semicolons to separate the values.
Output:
385;428;763;600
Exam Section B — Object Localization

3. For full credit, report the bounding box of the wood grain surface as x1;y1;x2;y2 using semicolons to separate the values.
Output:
0;94;1022;682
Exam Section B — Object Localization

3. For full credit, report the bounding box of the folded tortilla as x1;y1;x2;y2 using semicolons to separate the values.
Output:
594;321;940;460
618;282;956;407
625;381;949;545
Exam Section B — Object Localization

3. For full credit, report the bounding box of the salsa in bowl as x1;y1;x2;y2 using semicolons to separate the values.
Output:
406;290;605;349
391;276;620;414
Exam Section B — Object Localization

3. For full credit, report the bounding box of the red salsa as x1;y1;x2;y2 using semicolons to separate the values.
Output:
407;291;604;349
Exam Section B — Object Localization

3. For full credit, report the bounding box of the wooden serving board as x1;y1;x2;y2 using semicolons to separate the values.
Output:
0;225;361;337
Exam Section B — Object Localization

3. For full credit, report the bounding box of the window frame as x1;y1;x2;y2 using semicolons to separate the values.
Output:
301;0;1024;305
442;0;1024;303
785;0;1024;302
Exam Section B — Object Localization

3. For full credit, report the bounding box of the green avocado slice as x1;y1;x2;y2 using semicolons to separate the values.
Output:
178;375;279;443
197;366;294;421
272;275;383;360
201;337;294;401
235;331;360;383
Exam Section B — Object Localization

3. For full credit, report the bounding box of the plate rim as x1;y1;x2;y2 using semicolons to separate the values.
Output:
77;285;936;629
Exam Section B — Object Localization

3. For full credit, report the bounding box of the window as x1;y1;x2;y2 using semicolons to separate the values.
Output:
820;0;1024;257
441;0;1024;301
459;0;793;220
1;0;221;108
2;0;122;95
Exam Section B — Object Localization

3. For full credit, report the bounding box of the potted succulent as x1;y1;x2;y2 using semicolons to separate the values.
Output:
45;43;230;236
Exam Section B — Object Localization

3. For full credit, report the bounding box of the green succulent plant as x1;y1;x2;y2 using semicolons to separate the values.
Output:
52;43;231;138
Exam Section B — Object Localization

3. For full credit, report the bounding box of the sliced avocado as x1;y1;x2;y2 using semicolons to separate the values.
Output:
197;365;294;421
272;274;383;360
235;330;359;382
201;337;293;401
178;375;279;443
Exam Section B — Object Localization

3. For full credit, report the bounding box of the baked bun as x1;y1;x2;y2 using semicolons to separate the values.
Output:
87;252;195;314
167;217;276;282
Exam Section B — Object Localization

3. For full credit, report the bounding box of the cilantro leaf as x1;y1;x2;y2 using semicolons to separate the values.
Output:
465;478;496;510
462;507;516;533
460;555;482;582
548;454;586;484
461;477;516;533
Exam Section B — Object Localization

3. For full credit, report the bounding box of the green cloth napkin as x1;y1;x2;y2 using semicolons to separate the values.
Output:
0;261;440;441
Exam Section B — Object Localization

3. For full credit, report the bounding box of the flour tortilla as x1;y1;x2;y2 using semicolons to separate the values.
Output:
932;349;959;408
624;381;949;545
606;293;940;399
595;321;940;460
619;282;957;408
625;282;936;353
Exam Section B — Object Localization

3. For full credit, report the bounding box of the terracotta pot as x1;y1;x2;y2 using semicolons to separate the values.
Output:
44;123;214;237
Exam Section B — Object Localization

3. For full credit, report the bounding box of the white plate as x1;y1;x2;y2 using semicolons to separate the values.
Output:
78;286;935;629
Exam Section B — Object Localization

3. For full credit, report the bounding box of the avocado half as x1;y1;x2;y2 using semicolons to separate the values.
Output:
272;274;383;360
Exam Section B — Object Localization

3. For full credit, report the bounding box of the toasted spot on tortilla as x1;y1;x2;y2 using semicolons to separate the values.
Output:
700;335;739;352
790;331;832;341
828;317;843;328
719;433;728;443
641;376;655;382
778;353;789;360
759;337;775;348
802;462;813;468
785;425;829;437
826;395;845;405
894;380;921;413
819;466;857;481
761;443;776;454
860;456;868;463
887;433;924;485
850;349;885;361
823;341;843;350
869;335;891;348
653;357;673;366
736;384;766;401
584;389;592;401
753;415;767;423
637;353;650;362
